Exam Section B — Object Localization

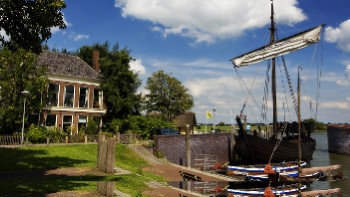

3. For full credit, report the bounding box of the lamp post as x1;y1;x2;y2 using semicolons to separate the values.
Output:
213;108;216;132
21;90;29;147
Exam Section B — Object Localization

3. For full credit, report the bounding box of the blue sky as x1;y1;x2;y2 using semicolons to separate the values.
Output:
45;0;350;124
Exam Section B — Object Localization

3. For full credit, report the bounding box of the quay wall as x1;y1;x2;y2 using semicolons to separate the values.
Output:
327;124;350;154
153;133;235;167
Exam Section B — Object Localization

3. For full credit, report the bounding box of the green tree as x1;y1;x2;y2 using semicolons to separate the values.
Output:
0;48;47;134
144;70;194;121
0;0;66;53
76;42;142;124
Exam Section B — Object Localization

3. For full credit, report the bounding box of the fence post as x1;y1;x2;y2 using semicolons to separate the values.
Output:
84;135;88;145
46;137;50;146
65;135;69;144
116;132;120;143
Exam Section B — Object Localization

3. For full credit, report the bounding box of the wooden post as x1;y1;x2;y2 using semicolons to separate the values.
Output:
185;124;191;168
97;181;114;197
97;134;116;173
106;136;116;173
97;134;107;172
84;135;88;144
229;130;236;163
65;135;68;144
116;132;120;143
46;137;49;146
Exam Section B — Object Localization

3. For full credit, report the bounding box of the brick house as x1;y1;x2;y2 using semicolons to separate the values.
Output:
36;50;106;134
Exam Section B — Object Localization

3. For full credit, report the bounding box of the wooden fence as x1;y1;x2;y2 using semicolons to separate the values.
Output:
0;133;140;145
0;134;22;145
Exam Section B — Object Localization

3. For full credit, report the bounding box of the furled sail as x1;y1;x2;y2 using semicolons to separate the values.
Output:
231;25;324;67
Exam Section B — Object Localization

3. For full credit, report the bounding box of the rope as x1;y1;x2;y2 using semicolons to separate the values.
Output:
234;68;262;115
281;56;299;117
261;62;271;124
277;58;292;122
268;121;288;163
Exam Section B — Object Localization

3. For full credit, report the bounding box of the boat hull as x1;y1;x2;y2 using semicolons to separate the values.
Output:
235;134;316;164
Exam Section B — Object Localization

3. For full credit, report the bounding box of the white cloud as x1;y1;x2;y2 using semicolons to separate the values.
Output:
115;0;306;44
321;101;350;110
324;19;350;52
0;29;10;41
130;59;146;75
73;34;89;41
321;66;350;87
51;14;72;34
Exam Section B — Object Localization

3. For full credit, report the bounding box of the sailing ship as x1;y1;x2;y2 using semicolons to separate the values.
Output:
230;0;322;164
226;1;342;196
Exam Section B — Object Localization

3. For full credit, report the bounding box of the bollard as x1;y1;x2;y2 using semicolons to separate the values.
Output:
46;137;49;146
65;135;68;144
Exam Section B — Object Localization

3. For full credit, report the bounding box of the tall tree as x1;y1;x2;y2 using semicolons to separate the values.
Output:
0;48;47;134
77;43;142;123
144;70;194;121
0;0;66;53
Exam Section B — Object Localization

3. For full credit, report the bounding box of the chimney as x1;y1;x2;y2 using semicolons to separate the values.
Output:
92;50;100;72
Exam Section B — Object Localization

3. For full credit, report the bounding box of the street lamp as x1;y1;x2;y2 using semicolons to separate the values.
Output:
21;90;29;147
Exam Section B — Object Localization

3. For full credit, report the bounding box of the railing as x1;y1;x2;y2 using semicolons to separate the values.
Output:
193;154;218;172
117;133;139;144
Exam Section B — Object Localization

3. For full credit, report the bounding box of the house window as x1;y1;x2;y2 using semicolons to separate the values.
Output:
64;85;74;107
79;87;88;108
47;83;59;106
46;114;57;127
78;116;87;132
93;89;101;108
62;115;73;133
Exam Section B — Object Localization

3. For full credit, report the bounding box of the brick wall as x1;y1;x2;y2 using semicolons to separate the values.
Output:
153;133;234;167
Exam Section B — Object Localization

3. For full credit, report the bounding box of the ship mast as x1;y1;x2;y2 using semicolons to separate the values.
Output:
270;0;278;135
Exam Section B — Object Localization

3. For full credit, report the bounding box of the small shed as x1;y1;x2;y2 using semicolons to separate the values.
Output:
173;112;197;134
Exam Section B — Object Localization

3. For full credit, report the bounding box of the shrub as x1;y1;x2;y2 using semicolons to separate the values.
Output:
46;126;65;143
26;124;46;143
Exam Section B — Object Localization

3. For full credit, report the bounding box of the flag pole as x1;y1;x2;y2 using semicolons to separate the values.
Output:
205;110;208;133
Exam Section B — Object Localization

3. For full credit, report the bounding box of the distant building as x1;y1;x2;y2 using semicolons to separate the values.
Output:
36;50;106;134
173;111;197;134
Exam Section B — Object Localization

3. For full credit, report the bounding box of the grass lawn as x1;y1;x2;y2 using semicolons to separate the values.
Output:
0;144;162;196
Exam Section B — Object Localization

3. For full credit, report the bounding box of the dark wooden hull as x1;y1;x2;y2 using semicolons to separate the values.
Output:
235;134;316;164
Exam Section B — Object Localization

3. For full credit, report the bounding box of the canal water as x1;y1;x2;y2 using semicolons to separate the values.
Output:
310;131;350;196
